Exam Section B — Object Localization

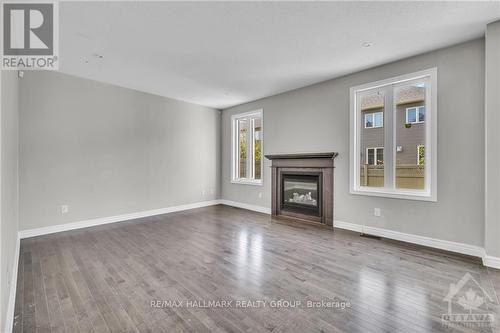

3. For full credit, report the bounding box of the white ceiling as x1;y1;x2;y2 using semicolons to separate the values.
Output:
60;1;500;109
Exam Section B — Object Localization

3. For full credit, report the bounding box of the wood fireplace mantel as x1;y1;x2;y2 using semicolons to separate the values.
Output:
265;152;338;226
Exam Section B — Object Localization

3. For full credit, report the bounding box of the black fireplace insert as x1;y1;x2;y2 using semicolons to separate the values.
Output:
281;172;321;216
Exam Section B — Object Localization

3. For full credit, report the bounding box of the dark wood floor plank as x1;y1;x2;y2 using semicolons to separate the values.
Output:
14;205;500;333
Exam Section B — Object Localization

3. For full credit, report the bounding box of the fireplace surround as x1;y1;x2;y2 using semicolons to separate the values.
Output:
265;152;338;225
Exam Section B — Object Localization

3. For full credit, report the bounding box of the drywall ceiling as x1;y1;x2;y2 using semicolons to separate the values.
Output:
60;1;500;109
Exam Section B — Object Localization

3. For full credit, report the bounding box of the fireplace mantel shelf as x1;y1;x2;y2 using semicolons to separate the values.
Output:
265;152;338;160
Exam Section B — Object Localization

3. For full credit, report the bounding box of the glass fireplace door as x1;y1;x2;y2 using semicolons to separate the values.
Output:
281;173;321;216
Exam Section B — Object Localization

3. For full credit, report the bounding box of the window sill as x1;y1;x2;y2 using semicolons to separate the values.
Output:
350;188;436;202
231;179;263;186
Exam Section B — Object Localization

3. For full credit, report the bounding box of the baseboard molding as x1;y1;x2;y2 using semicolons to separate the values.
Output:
483;255;500;270
334;220;485;258
5;235;20;333
333;220;363;233
219;199;271;214
19;200;221;239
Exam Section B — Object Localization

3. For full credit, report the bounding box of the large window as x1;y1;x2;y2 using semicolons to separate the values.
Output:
350;69;437;201
231;110;263;185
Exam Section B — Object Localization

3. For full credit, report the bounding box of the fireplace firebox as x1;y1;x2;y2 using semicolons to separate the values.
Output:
265;152;338;226
281;173;321;217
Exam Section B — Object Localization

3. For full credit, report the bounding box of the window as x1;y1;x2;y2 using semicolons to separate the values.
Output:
417;145;425;166
366;147;384;165
231;110;263;185
350;68;437;201
364;112;383;128
406;106;425;124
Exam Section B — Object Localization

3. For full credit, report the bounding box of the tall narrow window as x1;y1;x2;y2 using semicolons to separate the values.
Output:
232;110;263;185
350;69;437;201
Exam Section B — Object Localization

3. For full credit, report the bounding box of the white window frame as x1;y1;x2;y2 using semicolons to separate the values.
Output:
366;147;384;165
406;106;425;124
231;109;263;186
417;145;425;166
364;112;384;128
350;68;437;201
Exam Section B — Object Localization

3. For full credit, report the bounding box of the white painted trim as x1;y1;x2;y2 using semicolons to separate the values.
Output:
333;220;363;233
19;200;221;239
230;109;263;185
333;220;485;258
483;255;500;270
219;199;271;214
5;235;20;333
350;68;437;202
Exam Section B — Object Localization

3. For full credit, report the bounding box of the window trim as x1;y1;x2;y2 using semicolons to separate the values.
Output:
366;147;384;165
231;109;263;186
364;111;384;128
349;68;437;201
406;106;425;124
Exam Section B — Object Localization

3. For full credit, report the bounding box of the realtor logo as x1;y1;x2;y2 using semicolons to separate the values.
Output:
442;272;496;329
1;1;59;70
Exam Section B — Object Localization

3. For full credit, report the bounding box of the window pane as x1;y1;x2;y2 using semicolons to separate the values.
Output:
365;114;373;128
407;108;417;123
360;90;384;187
238;119;248;179
253;117;262;180
395;82;426;189
377;148;384;165
374;112;383;127
418;106;425;122
367;149;375;165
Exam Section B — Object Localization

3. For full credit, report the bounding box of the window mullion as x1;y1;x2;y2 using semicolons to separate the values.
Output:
247;117;253;179
384;87;394;189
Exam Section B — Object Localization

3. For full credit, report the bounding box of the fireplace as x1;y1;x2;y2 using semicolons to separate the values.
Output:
281;173;321;217
265;152;338;226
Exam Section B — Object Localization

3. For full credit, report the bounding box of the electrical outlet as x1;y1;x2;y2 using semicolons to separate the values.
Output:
201;189;206;196
61;205;69;214
374;208;381;217
258;192;263;198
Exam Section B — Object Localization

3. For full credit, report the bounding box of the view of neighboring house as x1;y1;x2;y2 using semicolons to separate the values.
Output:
360;85;426;188
360;85;425;166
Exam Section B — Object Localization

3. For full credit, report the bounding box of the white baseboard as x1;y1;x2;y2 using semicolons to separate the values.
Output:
5;235;20;333
483;255;500;270
19;200;221;239
333;220;363;233
219;199;271;214
334;220;485;258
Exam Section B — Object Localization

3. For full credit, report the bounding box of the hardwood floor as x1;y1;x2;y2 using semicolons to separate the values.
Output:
13;205;500;333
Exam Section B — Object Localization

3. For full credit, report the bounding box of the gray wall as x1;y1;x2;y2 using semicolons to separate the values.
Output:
19;71;220;231
222;39;485;247
485;21;500;257
1;71;20;332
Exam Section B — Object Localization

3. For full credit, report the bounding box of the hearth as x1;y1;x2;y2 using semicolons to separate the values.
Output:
265;152;338;225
